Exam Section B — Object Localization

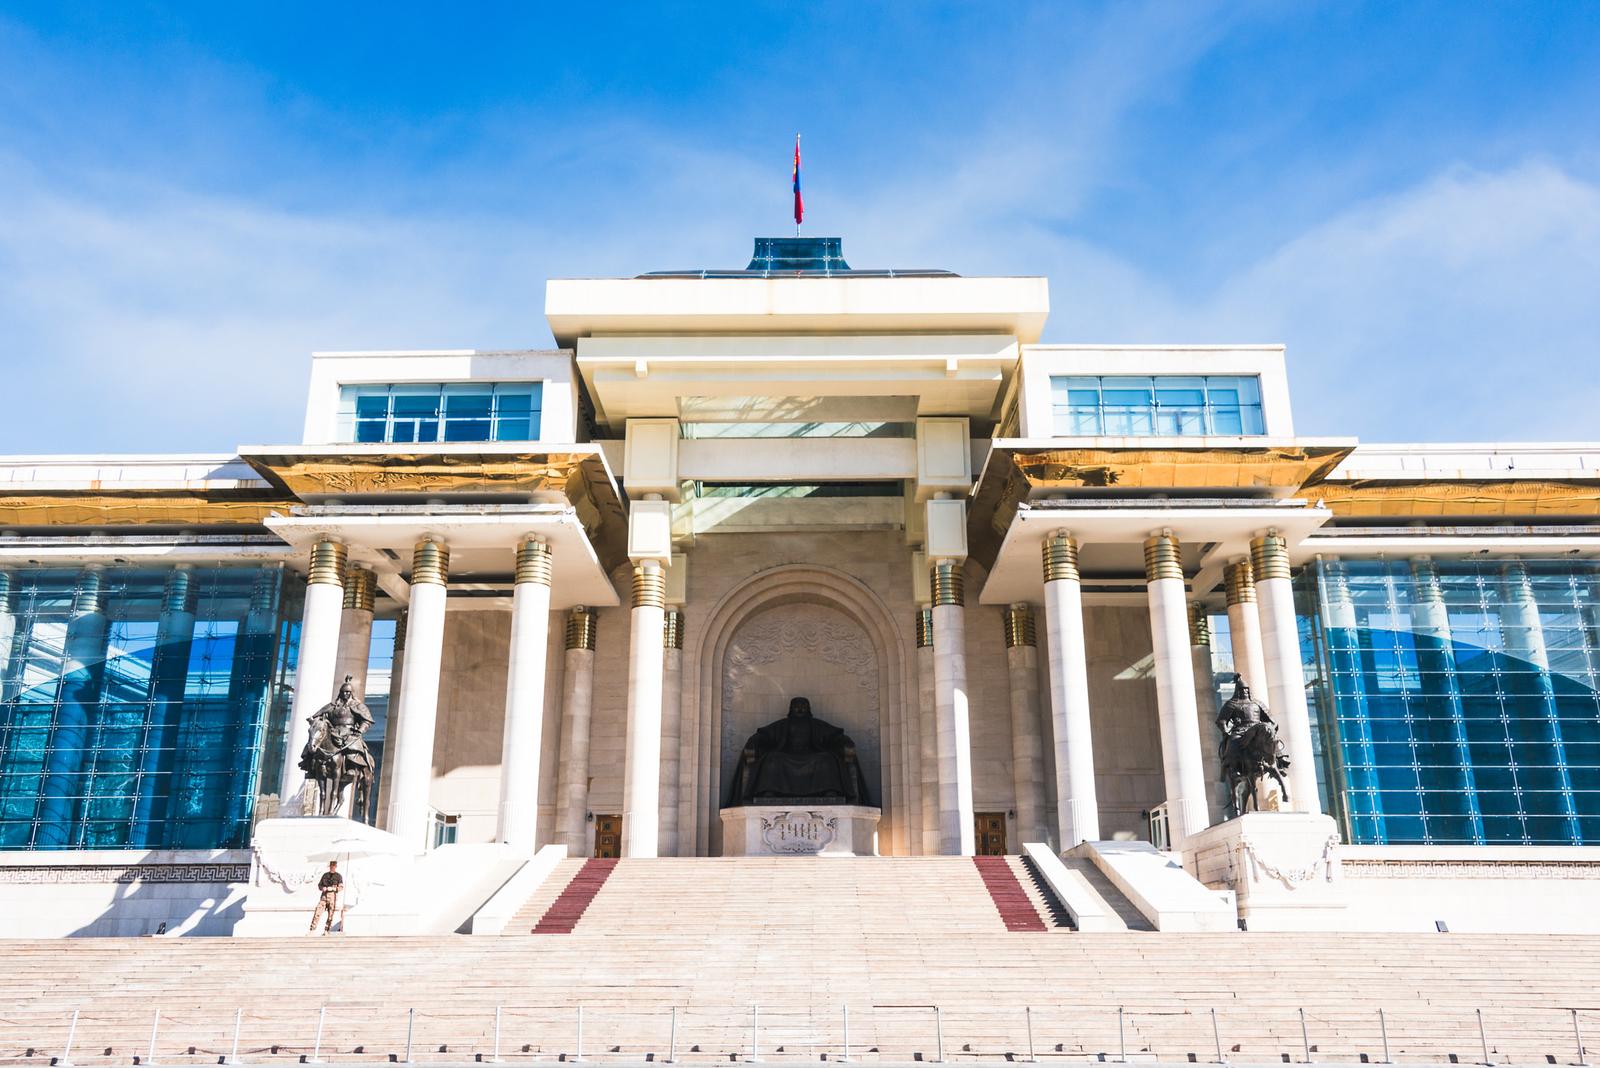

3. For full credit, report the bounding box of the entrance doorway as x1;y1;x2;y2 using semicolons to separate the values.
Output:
594;815;622;858
974;812;1008;855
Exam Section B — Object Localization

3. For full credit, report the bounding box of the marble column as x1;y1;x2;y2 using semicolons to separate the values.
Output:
279;539;346;813
497;536;553;853
931;560;975;855
335;566;377;699
1004;603;1049;847
659;608;684;856
1188;603;1226;824
623;561;666;857
37;568;109;847
131;566;198;840
386;538;450;849
1224;559;1269;693
555;607;598;854
1041;533;1100;848
915;607;940;855
1251;532;1321;814
1143;532;1210;847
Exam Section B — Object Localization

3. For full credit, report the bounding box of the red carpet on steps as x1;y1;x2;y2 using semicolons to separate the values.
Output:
532;858;618;933
972;856;1048;931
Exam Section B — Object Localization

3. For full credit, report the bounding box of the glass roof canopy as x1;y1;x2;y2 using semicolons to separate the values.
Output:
640;236;958;279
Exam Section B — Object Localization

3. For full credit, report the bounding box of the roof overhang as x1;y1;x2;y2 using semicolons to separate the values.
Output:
968;438;1356;569
237;444;627;574
576;334;1019;426
545;275;1049;348
1310;479;1600;517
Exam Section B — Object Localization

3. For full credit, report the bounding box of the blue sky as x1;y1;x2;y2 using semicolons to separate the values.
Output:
1;2;1597;452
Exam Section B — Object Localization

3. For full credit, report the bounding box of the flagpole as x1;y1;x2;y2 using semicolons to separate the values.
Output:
795;133;801;237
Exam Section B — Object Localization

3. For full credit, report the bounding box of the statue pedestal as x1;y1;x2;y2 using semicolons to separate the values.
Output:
1185;812;1348;931
720;805;880;857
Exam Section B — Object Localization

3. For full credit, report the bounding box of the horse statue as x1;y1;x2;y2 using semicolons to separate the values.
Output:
298;675;377;820
1215;674;1291;818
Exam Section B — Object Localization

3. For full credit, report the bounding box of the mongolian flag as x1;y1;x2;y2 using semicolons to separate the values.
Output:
792;134;804;227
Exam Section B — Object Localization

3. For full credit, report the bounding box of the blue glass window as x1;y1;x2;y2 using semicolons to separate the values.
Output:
336;383;542;444
0;565;295;850
1304;558;1600;846
1051;375;1265;436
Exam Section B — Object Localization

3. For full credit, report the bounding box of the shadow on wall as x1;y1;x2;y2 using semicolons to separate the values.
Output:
49;852;250;938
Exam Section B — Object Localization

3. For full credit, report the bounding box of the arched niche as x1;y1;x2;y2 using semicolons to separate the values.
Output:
687;564;910;856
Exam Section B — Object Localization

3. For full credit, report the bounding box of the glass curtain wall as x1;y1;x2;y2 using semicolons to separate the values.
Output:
1302;557;1600;845
0;564;297;850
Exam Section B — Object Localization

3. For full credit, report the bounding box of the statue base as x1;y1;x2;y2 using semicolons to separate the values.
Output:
720;805;880;857
1185;812;1348;931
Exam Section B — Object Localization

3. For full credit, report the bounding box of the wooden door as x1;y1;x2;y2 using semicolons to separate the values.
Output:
594;814;622;858
974;812;1007;855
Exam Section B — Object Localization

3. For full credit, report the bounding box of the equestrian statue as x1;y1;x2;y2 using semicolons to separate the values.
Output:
1215;674;1291;818
299;674;377;820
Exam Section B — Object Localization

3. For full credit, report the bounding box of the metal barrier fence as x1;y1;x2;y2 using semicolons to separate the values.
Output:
1;1003;1594;1065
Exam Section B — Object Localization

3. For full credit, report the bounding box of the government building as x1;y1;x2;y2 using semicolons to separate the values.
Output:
2;237;1599;1064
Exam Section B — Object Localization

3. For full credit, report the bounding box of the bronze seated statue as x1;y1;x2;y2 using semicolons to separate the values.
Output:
725;697;874;808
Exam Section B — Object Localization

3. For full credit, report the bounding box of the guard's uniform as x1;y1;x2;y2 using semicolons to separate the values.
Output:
310;870;343;933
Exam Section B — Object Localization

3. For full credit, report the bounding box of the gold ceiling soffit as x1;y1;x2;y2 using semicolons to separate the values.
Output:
966;444;1354;573
1009;445;1354;491
1311;480;1600;517
243;452;597;499
0;493;290;528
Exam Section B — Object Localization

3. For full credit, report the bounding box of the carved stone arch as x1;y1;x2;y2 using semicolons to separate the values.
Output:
686;564;911;856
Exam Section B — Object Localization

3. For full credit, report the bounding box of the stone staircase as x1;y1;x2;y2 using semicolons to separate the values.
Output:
1;857;1598;1065
513;856;1069;936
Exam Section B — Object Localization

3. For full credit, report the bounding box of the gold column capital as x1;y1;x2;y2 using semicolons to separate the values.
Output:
1004;603;1036;648
565;605;597;651
1249;532;1291;582
307;539;348;586
162;567;197;615
1224;559;1256;605
931;560;965;608
1188;603;1211;646
411;539;450;586
663;608;685;650
914;607;934;648
514;537;554;586
632;563;666;609
1143;532;1183;583
1042;531;1080;583
342;566;376;612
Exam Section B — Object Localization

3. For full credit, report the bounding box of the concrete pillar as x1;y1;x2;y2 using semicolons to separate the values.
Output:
1225;559;1269;693
335;566;377;699
659;608;684;856
1409;555;1483;841
279;539;346;814
555;607;598;854
131;566;198;841
386;538;449;849
375;610;406;829
1188;603;1227;825
37;568;109;847
1004;603;1049;847
915;607;940;855
623;561;666;857
1498;560;1581;841
1041;532;1101;848
0;571;17;698
1251;532;1321;815
497;537;553;853
1143;532;1210;847
931;559;975;855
